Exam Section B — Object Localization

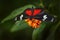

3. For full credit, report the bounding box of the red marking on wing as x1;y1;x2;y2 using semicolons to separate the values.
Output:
25;9;32;16
33;9;41;16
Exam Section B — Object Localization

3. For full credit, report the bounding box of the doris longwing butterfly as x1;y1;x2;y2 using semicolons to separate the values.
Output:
15;8;55;28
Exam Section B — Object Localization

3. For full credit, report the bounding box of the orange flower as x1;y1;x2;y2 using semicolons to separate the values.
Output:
25;18;42;28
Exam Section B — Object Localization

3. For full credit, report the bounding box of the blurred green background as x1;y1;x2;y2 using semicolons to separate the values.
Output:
0;0;60;40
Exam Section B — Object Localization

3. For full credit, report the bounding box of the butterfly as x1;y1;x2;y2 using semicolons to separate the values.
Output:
14;7;56;28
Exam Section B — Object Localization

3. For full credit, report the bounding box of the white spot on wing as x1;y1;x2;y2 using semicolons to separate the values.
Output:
20;14;23;20
42;15;47;21
15;17;17;21
51;18;54;22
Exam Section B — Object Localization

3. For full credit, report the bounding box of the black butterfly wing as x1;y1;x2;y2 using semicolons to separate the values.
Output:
34;11;56;22
42;13;56;22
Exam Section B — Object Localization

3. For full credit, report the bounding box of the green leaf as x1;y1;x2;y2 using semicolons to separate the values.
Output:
46;21;60;40
39;2;44;8
10;20;29;32
32;22;46;40
1;5;36;23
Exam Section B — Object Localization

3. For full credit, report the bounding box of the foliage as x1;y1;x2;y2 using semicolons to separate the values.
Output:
0;0;60;40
